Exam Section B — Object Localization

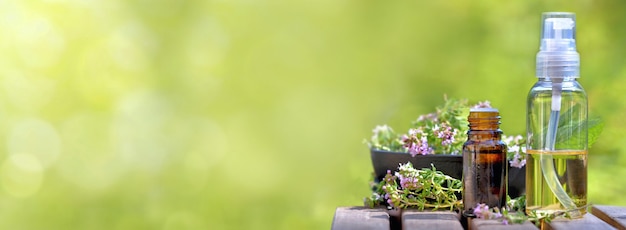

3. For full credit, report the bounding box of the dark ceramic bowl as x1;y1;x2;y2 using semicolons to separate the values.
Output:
370;149;526;198
370;149;463;180
508;166;525;198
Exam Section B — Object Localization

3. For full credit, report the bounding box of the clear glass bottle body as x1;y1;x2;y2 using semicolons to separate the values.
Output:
526;77;588;216
462;109;507;217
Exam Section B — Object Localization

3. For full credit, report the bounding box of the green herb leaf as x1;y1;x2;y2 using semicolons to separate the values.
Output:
587;117;604;148
555;116;604;149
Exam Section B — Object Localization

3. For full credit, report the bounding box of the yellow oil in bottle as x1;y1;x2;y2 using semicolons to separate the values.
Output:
525;149;587;217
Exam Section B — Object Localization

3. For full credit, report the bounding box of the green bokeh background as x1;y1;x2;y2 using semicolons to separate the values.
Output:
0;0;625;229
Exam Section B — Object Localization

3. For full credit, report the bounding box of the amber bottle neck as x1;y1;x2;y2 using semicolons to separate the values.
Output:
467;110;502;140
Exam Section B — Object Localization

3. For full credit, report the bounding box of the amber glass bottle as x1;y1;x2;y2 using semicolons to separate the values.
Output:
462;108;507;217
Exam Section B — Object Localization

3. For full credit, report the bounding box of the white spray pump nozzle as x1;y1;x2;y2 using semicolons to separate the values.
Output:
536;12;580;78
541;14;576;51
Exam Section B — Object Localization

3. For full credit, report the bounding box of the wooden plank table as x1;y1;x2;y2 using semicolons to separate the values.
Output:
332;205;626;230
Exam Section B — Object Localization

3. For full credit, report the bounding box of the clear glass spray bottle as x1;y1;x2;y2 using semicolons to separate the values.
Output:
526;12;587;217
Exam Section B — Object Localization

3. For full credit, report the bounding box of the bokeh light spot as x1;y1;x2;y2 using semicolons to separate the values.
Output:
57;113;128;191
14;16;65;68
8;118;62;168
108;21;155;71
183;16;229;71
178;16;228;103
113;91;173;172
3;72;56;111
0;153;44;198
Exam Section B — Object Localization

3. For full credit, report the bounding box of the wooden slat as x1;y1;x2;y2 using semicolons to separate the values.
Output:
402;210;463;230
592;205;626;230
470;218;538;230
331;207;389;230
543;213;615;230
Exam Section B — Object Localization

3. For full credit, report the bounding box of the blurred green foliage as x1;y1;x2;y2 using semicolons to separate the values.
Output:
0;0;625;229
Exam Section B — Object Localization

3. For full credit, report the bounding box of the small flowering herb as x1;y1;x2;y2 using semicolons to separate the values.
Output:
473;203;503;219
365;96;527;165
364;162;462;211
367;125;404;152
402;129;433;156
502;135;527;168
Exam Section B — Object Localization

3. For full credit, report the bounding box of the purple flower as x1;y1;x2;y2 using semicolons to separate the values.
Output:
473;203;490;219
509;152;527;168
402;129;433;156
412;136;433;156
472;101;492;109
398;175;419;189
433;123;457;146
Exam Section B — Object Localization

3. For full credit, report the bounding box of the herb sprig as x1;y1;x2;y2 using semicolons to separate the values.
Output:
365;162;462;211
366;97;475;155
